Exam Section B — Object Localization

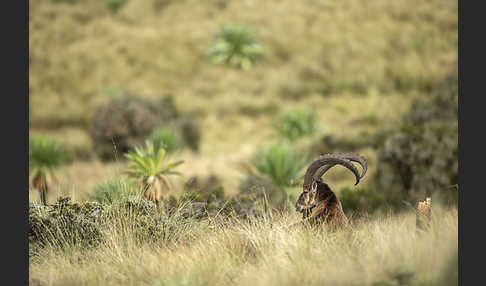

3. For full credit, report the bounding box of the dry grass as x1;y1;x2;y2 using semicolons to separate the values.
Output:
29;0;456;126
29;205;457;286
29;1;458;284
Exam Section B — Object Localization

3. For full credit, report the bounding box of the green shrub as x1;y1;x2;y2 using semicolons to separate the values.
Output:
29;197;104;254
90;178;139;204
275;110;318;141
148;127;182;154
207;24;264;69
249;143;308;188
375;122;458;208
104;0;128;12
89;95;179;161
374;70;458;208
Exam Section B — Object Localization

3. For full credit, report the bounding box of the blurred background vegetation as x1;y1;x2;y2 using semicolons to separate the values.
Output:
29;0;458;215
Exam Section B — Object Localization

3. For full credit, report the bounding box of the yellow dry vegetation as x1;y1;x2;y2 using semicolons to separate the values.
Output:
29;205;458;286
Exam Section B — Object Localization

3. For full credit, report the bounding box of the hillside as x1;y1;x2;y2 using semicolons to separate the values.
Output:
29;0;458;200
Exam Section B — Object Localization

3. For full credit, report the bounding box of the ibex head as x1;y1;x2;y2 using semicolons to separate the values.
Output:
295;153;368;216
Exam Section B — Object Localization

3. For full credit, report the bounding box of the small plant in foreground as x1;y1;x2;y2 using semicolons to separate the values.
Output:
207;24;264;70
148;127;182;154
29;135;68;205
275;110;318;141
124;140;184;209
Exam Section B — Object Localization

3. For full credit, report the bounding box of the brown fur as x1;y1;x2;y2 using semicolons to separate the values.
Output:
294;179;349;230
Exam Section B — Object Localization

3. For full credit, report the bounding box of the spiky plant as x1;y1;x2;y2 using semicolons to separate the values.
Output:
29;136;68;205
124;140;184;209
243;143;307;208
207;24;264;70
250;143;308;188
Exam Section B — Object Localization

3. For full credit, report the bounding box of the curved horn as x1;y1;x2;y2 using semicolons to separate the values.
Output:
303;154;362;189
335;152;368;179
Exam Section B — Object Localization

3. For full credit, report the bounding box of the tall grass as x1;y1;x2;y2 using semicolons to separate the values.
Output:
29;205;457;286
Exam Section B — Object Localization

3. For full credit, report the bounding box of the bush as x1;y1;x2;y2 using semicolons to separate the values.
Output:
104;0;128;12
275;110;318;141
250;143;308;188
375;122;458;207
88;95;179;161
29;197;104;255
148;127;182;154
207;24;264;69
178;118;201;152
90;178;139;204
374;70;458;208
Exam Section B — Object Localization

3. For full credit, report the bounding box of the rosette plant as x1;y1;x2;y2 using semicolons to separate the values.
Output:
124;140;184;209
29;135;68;205
208;24;264;69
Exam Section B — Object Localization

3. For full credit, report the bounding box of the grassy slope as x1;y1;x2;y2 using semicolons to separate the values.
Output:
29;0;457;202
29;0;457;129
29;206;457;286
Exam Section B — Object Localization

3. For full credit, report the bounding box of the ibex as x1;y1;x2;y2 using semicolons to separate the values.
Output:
294;152;368;229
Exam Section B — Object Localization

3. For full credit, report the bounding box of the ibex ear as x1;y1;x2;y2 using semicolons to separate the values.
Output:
311;181;318;194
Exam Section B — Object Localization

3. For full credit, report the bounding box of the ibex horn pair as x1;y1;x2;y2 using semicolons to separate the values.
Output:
302;152;368;190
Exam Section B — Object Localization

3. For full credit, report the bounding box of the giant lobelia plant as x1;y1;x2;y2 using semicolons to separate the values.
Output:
124;140;184;209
